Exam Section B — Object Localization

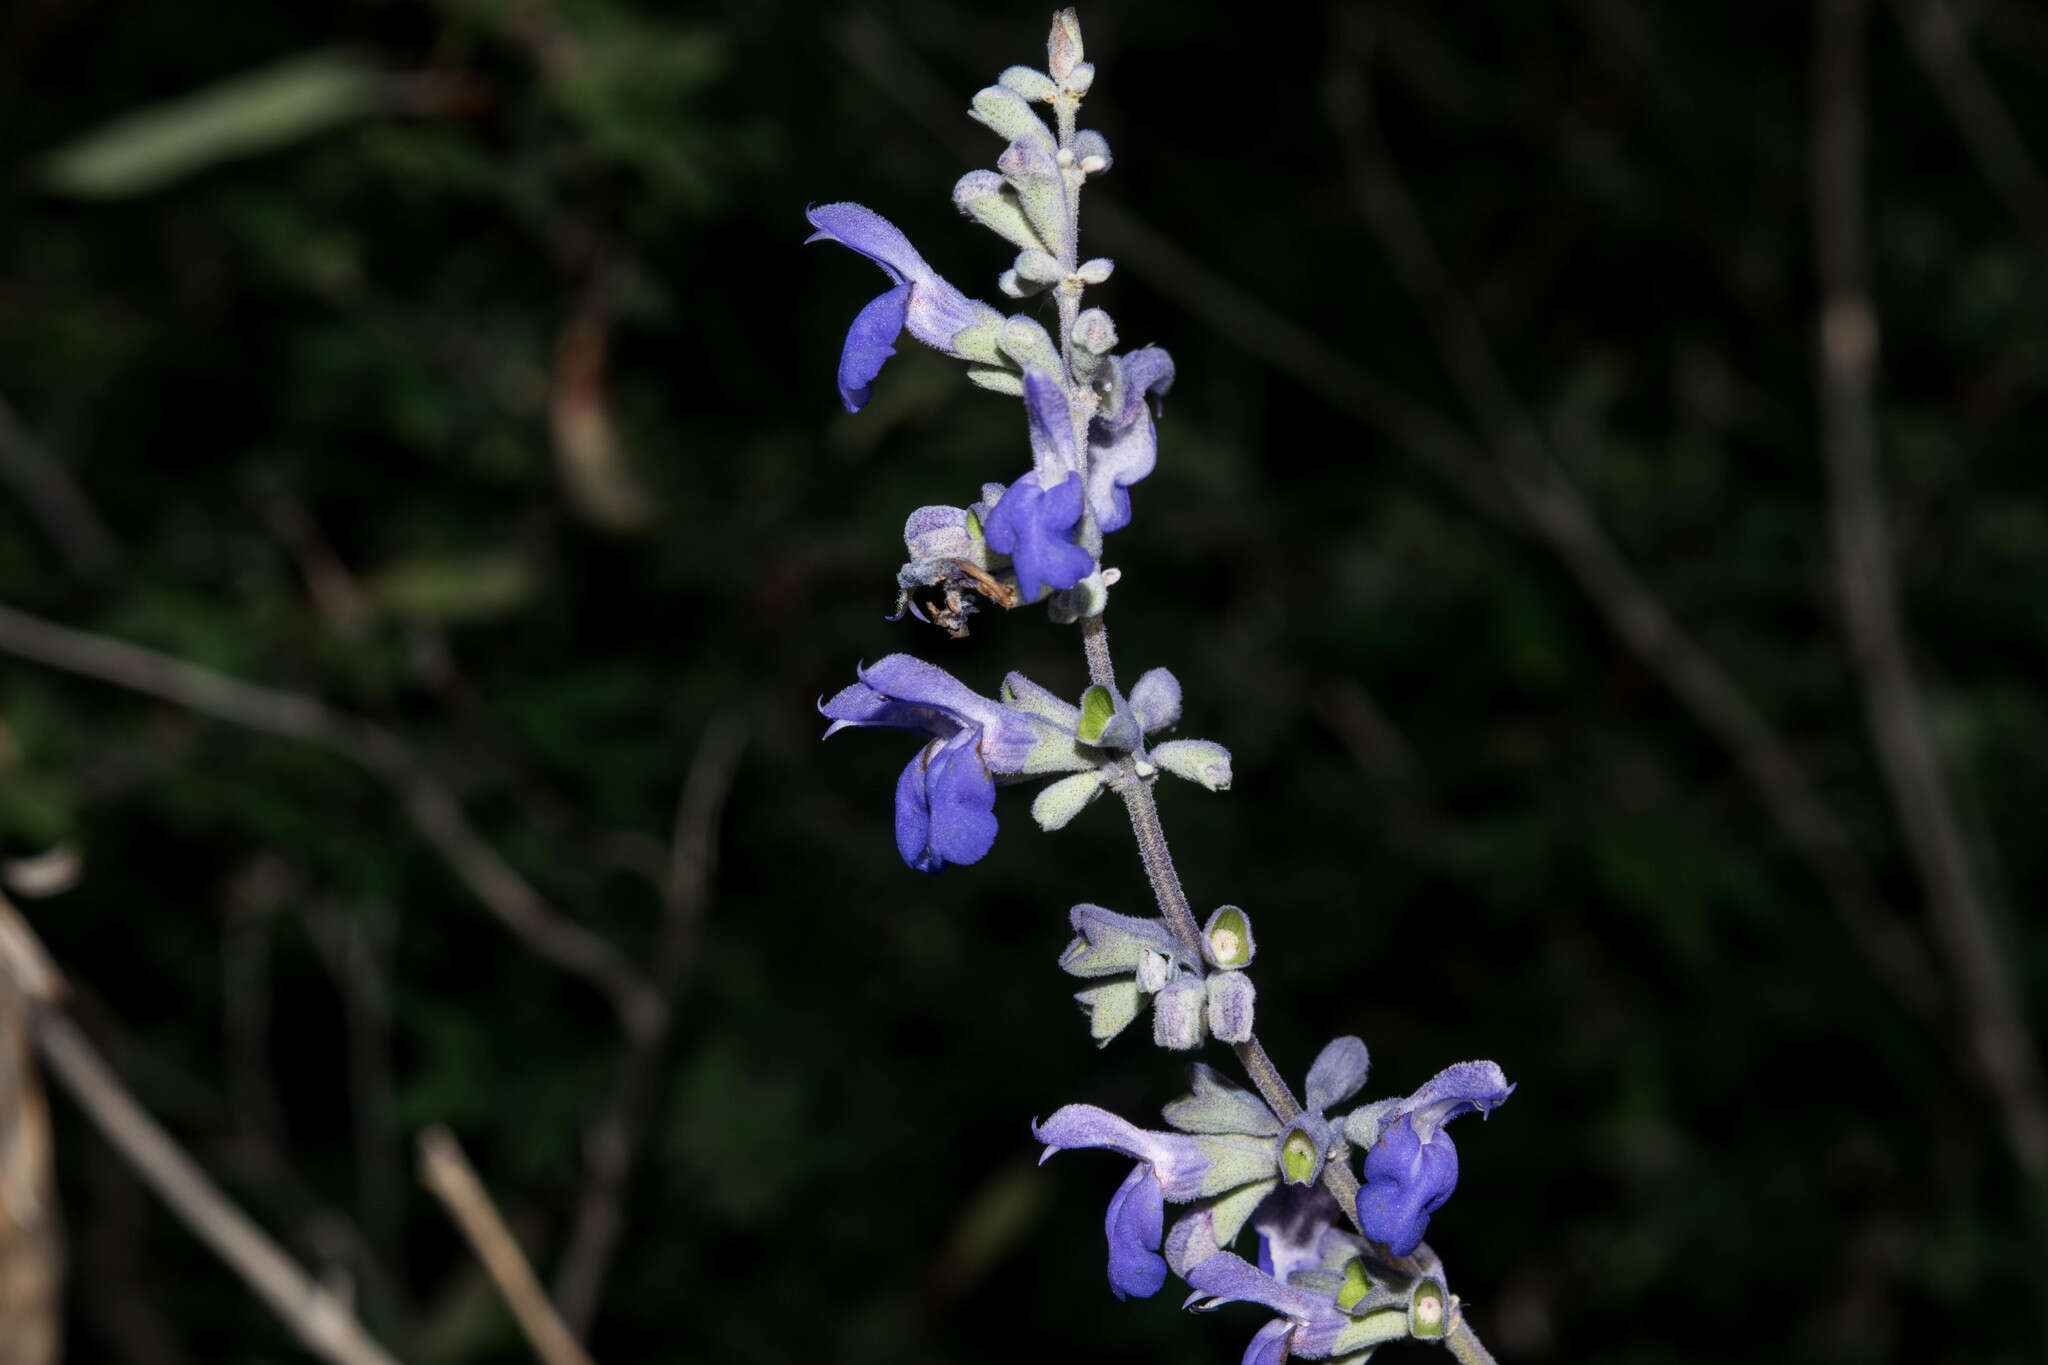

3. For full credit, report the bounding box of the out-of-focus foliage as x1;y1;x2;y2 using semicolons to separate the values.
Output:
1;1;2045;1363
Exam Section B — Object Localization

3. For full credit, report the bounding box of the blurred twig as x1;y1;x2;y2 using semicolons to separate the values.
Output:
417;1127;595;1365
0;939;60;1365
552;717;746;1333
0;391;119;578
1812;0;2048;1175
1890;0;2048;261
0;891;403;1365
0;600;665;1040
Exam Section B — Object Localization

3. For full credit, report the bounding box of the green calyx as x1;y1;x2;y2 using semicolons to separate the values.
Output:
1409;1279;1448;1339
1077;684;1116;744
1280;1126;1320;1184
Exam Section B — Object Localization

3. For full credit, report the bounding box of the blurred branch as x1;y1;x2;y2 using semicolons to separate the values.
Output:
1321;23;1945;1023
0;392;119;578
304;897;405;1272
1812;0;2048;1175
0;942;60;1365
0;600;665;1041
1889;0;2048;260
0;891;403;1365
552;717;746;1333
416;1127;595;1365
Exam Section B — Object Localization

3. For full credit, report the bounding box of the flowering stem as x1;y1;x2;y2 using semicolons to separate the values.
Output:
1446;1322;1500;1365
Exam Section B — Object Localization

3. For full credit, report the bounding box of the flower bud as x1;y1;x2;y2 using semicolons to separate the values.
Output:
953;170;1046;252
1075;128;1112;174
1205;970;1255;1043
1202;904;1255;969
1072;307;1117;356
1014;248;1066;284
1075;257;1115;285
1152;975;1206;1050
1152;738;1232;790
999;64;1058;102
1065;61;1095;96
970;85;1054;150
1047;8;1083;81
1133;946;1171;995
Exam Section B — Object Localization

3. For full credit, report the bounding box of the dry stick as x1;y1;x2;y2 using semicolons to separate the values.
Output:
551;718;745;1334
417;1127;595;1365
1812;0;2048;1175
0;392;119;578
1891;0;2048;261
1314;47;1950;1024
0;601;665;1042
0;893;403;1365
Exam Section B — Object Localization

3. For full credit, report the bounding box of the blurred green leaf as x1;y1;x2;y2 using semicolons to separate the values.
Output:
43;51;386;198
368;552;535;623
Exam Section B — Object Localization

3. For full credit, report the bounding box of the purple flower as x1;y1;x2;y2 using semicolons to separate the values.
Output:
1086;345;1174;533
982;371;1092;600
820;655;1076;871
1034;1104;1277;1301
805;203;1000;413
1346;1061;1512;1257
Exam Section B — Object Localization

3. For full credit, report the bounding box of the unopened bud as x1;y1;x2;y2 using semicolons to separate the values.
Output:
1134;947;1171;995
1076;257;1115;285
1014;248;1066;284
970;85;1054;150
1048;8;1084;81
1065;60;1095;95
1075;129;1112;175
1072;307;1118;356
1152;974;1206;1050
1206;970;1255;1043
998;64;1059;103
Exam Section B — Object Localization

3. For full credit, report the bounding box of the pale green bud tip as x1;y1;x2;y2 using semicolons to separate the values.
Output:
1075;129;1112;175
1048;8;1083;81
1202;904;1255;969
1280;1128;1319;1184
1410;1280;1448;1339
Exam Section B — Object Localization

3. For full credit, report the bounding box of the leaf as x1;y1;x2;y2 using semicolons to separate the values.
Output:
43;51;386;199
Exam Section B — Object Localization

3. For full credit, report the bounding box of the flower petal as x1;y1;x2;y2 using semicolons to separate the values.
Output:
1242;1319;1295;1365
922;729;997;866
835;284;909;413
981;472;1092;603
1033;1104;1212;1199
1404;1060;1514;1142
1184;1250;1344;1326
894;746;937;872
1084;345;1175;532
1105;1164;1168;1300
1304;1036;1372;1115
1355;1116;1459;1257
1250;1184;1345;1287
807;201;995;370
1024;368;1078;481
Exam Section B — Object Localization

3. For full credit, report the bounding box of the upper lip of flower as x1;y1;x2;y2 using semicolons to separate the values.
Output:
804;202;996;413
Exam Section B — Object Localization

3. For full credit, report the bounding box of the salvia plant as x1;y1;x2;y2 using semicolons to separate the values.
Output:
811;12;1511;1364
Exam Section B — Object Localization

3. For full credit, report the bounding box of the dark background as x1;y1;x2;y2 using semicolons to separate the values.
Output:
1;0;2044;1361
